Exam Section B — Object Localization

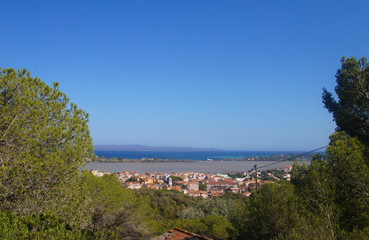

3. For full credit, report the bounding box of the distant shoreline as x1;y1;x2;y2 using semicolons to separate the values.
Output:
91;151;315;163
93;150;305;161
91;158;195;163
94;150;222;152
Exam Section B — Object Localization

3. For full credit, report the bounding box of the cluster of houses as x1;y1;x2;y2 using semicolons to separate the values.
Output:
90;165;293;199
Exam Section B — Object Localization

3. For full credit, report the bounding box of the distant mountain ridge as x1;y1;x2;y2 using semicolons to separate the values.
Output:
94;144;223;152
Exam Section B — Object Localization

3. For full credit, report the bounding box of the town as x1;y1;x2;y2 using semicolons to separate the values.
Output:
90;165;293;198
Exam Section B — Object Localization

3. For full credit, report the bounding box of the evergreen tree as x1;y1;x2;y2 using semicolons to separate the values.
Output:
0;67;93;216
230;182;299;240
327;132;369;232
322;57;369;147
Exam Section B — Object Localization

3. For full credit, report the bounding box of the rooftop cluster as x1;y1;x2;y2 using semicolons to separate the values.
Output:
90;165;293;198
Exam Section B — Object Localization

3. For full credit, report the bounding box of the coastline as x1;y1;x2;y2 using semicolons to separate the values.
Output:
93;150;301;161
91;151;314;163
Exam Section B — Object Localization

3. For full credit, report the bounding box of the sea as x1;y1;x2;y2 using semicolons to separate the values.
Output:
94;150;295;161
85;151;308;174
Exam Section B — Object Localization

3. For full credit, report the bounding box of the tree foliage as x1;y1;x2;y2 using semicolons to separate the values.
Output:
281;132;369;240
322;57;369;147
169;175;183;182
0;211;94;239
180;197;238;221
171;215;234;239
326;132;369;231
82;173;156;239
230;182;299;240
134;188;201;220
0;67;94;215
292;158;338;239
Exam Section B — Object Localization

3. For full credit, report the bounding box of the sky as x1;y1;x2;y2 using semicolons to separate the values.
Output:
1;0;369;151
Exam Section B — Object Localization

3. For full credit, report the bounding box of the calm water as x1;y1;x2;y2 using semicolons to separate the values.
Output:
94;150;296;161
85;160;307;174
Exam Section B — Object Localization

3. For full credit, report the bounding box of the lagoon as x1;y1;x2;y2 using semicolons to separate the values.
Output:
85;160;307;174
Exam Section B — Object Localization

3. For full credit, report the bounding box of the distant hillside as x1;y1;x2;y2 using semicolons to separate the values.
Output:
94;144;223;152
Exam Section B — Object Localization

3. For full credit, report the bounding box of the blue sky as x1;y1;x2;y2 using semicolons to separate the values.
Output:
1;1;369;151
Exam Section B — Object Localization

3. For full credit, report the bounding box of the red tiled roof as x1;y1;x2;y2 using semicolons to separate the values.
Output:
209;188;224;193
163;228;213;240
166;186;182;192
211;192;225;196
187;190;208;195
207;180;236;185
176;181;188;185
242;191;252;196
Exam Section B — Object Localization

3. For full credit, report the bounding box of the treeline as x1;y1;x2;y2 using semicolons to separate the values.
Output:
230;133;369;239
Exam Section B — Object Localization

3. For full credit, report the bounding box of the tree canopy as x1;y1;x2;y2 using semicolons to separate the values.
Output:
0;67;94;214
322;57;369;147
